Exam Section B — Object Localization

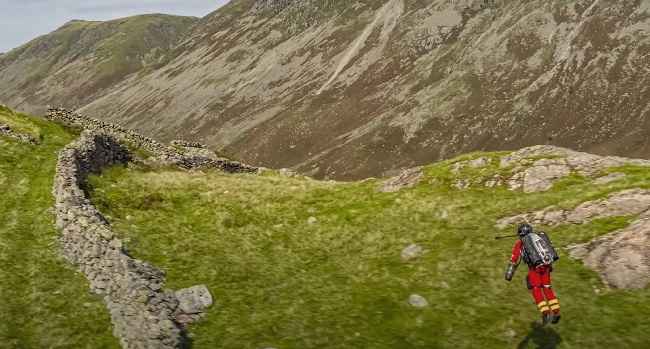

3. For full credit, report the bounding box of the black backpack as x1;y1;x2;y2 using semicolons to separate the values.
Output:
521;231;559;267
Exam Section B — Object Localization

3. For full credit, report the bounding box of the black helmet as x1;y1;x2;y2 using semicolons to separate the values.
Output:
518;223;533;237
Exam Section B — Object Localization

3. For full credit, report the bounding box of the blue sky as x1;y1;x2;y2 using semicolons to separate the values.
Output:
0;0;229;53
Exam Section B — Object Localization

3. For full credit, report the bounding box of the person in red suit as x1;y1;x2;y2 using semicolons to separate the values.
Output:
505;223;561;324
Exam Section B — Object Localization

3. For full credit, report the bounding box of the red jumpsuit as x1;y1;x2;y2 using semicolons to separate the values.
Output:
511;240;560;315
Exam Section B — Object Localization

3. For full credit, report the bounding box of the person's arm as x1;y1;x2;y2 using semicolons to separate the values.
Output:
510;240;522;265
505;240;522;281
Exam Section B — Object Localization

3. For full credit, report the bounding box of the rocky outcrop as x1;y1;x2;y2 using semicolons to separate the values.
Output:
380;167;423;192
0;123;38;144
500;146;650;193
496;189;650;289
569;216;650;289
53;131;212;348
453;145;649;192
47;108;259;174
496;189;650;228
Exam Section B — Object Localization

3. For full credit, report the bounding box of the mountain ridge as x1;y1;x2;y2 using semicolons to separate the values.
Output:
0;13;198;114
1;0;649;180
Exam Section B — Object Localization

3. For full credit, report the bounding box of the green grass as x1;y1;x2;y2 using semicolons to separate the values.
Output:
0;109;119;348
0;105;42;139
88;152;650;349
4;105;648;348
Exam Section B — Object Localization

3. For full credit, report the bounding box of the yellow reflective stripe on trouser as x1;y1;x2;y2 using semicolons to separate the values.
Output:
537;301;549;313
548;299;560;310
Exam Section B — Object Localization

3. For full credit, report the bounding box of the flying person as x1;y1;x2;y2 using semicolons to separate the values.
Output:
505;223;561;325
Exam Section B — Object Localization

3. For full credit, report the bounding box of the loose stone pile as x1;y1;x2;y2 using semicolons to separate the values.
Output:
0;123;38;144
47;108;258;174
53;131;212;348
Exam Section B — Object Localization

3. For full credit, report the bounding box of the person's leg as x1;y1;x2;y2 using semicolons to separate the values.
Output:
540;268;561;323
528;269;551;323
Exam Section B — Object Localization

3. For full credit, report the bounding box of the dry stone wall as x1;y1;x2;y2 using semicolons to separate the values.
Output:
47;108;258;174
53;131;211;348
0;123;38;144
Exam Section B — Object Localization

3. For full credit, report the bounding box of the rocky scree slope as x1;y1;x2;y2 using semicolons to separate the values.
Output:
0;14;197;115
75;0;650;180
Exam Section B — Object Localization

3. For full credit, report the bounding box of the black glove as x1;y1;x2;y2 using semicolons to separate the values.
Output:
505;263;517;281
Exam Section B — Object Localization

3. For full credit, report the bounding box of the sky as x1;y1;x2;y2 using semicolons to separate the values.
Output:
0;0;229;53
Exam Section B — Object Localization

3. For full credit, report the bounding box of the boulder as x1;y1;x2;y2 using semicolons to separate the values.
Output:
175;285;213;315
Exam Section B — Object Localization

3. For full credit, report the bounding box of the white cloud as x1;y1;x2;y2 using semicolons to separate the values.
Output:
0;0;229;52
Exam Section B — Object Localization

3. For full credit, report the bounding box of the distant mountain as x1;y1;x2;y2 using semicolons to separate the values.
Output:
0;14;197;115
2;1;650;180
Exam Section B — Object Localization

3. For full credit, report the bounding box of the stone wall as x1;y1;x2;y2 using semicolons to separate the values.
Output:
53;131;211;348
0;123;38;144
46;108;259;174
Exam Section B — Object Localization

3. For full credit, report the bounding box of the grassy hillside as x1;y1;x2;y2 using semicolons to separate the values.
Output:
2;106;649;348
88;153;650;348
0;108;119;348
0;14;197;115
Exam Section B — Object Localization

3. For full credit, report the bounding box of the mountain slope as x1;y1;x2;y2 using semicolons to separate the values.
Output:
0;14;198;115
3;1;650;180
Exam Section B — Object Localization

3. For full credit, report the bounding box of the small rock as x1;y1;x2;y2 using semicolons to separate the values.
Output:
401;244;424;262
307;216;318;225
468;157;491;168
408;294;429;308
454;179;471;189
279;168;298;177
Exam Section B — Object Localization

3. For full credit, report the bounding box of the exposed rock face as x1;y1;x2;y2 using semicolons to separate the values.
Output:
496;189;650;228
380;167;423;192
497;189;650;289
568;217;650;289
502;145;648;193
450;145;650;192
593;172;626;185
0;123;38;144
53;131;212;348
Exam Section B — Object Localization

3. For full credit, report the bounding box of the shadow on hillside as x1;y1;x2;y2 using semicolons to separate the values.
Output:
517;321;562;349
